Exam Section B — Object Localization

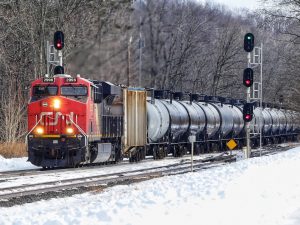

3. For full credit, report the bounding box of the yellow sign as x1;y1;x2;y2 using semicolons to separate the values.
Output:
227;139;237;150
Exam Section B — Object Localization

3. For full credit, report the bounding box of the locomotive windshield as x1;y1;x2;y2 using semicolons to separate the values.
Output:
61;86;87;96
33;85;58;96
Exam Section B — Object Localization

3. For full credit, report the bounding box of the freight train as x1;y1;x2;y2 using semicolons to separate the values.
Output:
26;73;300;168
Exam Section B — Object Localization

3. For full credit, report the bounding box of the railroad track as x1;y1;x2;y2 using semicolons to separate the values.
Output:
0;152;222;178
0;154;234;204
0;143;298;207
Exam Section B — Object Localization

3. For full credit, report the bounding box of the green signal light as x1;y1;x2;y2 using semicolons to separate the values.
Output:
247;36;251;40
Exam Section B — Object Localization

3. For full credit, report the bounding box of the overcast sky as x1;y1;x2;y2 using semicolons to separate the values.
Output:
205;0;261;10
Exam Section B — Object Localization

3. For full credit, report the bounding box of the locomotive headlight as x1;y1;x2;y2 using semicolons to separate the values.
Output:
53;99;61;109
66;127;74;134
35;127;44;135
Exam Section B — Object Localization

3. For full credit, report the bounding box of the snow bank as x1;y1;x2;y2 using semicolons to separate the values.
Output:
0;155;37;172
2;147;300;225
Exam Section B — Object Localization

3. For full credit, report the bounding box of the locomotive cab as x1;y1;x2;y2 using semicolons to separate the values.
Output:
27;74;91;168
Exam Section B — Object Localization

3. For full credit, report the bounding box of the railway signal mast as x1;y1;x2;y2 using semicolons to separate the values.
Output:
243;33;254;158
46;31;64;75
243;33;263;158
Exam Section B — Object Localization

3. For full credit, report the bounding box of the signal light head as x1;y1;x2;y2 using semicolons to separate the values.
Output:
54;31;64;50
243;68;254;87
243;103;253;122
244;33;254;52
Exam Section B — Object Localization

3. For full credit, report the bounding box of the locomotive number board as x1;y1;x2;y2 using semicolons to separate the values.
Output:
65;77;77;83
43;77;55;83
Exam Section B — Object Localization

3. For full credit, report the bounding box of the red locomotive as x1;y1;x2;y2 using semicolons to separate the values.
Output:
26;72;141;168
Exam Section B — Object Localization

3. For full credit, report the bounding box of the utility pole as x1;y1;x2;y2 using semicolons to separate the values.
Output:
138;0;145;87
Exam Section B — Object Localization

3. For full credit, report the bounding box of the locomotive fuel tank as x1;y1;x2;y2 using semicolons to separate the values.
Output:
147;98;170;142
196;102;221;138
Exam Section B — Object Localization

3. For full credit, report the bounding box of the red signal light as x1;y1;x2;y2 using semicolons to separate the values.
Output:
243;103;253;122
56;41;62;49
243;68;253;87
54;31;64;50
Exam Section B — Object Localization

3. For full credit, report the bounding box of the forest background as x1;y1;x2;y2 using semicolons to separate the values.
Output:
0;0;299;156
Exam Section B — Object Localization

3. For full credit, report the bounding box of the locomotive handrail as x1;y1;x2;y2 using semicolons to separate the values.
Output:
25;116;43;147
66;114;88;148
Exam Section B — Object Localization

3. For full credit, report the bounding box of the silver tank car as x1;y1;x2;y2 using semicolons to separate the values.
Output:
275;109;287;134
209;102;234;137
292;111;300;132
250;107;263;134
268;108;280;134
227;105;244;137
179;101;206;135
147;98;170;142
285;110;294;132
196;102;221;138
160;100;189;141
262;108;273;134
252;107;273;135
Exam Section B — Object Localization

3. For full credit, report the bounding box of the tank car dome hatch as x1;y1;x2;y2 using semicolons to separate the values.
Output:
154;90;169;99
173;92;184;101
205;96;221;103
190;94;200;102
219;97;232;105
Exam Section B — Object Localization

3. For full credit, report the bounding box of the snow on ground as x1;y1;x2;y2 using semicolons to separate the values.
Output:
0;154;218;189
0;155;37;172
2;147;300;225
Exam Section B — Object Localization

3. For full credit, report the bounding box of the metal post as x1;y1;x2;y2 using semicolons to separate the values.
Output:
127;36;132;86
259;43;263;157
246;52;251;158
189;135;196;172
46;41;50;76
191;141;194;172
138;0;142;87
58;50;63;67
